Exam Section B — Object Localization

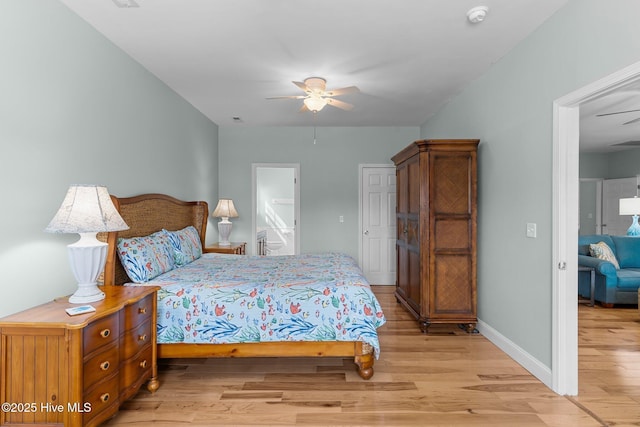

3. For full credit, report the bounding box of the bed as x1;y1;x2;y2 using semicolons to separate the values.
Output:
103;193;386;380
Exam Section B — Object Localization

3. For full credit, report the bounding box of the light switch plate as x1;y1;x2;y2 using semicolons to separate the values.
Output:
526;222;537;238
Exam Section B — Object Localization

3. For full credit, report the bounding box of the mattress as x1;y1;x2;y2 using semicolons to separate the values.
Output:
128;252;386;357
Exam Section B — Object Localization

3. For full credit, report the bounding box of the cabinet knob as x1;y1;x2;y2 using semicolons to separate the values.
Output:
100;393;110;403
100;329;110;338
139;360;148;369
100;361;110;371
138;307;147;314
138;334;147;342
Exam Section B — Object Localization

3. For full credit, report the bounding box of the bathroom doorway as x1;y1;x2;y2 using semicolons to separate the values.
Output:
252;163;300;256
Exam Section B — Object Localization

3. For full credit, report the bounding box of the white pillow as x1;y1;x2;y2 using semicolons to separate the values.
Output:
589;241;620;270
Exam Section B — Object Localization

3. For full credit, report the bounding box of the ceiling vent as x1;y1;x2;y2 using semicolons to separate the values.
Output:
112;0;139;8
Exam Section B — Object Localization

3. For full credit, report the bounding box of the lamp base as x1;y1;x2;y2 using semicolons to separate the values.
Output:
627;215;640;236
218;219;233;246
69;284;105;304
67;233;108;304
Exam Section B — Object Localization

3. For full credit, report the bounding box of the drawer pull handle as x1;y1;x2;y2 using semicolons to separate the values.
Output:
100;329;110;338
100;393;110;403
139;360;148;369
138;334;147;342
100;361;110;371
138;307;147;314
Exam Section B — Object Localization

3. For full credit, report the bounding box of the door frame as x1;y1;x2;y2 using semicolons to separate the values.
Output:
553;60;640;395
358;163;396;284
251;163;300;256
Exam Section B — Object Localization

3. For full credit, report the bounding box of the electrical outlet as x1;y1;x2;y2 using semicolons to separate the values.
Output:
526;223;537;238
339;215;344;223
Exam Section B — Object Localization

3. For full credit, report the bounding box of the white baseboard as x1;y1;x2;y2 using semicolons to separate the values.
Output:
477;318;553;391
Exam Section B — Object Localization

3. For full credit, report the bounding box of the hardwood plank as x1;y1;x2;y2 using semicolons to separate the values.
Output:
102;286;640;426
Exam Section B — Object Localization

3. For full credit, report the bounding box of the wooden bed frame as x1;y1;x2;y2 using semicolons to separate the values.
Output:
103;193;375;380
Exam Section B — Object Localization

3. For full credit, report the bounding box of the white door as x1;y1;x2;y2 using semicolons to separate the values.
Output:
579;179;603;235
602;177;637;236
360;165;396;285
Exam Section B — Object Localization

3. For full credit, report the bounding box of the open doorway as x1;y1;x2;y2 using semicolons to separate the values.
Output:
252;163;300;256
553;60;640;395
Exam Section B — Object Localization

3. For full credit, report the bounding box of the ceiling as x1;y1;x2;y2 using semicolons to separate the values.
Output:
579;78;640;153
58;1;640;154
59;0;573;127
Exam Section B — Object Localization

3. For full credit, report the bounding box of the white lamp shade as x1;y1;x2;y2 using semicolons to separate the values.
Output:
619;197;640;215
45;185;129;233
212;199;239;219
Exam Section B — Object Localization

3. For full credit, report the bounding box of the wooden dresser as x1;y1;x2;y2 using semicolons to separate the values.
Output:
392;139;479;333
0;286;158;427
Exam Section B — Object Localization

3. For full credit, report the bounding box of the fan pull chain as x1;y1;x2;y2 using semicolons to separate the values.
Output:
312;112;318;144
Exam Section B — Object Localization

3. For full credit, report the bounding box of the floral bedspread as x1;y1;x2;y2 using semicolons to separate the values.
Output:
130;252;386;357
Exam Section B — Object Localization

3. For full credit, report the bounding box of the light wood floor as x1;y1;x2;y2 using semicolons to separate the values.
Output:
104;286;640;426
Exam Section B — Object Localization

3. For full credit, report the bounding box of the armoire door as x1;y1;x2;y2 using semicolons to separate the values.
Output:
395;155;421;316
429;151;476;320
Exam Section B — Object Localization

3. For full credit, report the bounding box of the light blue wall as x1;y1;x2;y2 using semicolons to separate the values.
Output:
604;149;640;179
580;149;640;179
420;0;640;368
218;126;419;258
580;153;609;179
0;1;219;317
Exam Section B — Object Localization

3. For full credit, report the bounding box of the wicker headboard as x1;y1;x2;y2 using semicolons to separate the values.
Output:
103;193;209;286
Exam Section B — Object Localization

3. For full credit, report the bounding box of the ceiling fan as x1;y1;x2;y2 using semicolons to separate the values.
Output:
267;77;359;113
596;108;640;125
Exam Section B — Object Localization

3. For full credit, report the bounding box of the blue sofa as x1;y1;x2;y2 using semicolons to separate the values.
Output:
578;234;640;306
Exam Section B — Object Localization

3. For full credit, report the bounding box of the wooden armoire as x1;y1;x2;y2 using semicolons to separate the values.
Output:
392;139;479;333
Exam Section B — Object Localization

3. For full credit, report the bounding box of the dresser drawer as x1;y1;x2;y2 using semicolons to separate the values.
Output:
83;371;119;426
120;345;153;393
84;312;119;355
121;293;154;330
121;318;152;360
84;342;120;391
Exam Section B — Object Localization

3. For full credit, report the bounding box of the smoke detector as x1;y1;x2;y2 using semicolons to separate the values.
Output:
467;6;489;24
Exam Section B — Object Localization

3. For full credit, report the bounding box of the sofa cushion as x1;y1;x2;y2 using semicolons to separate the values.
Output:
610;235;640;268
589;241;620;269
615;268;640;290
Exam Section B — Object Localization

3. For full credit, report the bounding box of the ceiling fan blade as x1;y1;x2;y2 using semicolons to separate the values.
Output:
326;98;354;111
596;108;640;117
623;116;640;125
325;86;359;97
292;81;310;93
265;95;306;99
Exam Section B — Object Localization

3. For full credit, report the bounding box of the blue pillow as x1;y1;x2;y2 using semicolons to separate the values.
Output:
163;226;203;267
117;231;175;283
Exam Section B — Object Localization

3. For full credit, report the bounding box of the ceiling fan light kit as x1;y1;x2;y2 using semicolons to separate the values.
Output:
303;96;328;112
267;77;359;113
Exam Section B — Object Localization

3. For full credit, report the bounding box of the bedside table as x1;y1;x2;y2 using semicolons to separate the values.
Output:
205;242;246;255
0;286;159;427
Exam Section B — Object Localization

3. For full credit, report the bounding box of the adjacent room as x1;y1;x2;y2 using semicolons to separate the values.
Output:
2;1;640;426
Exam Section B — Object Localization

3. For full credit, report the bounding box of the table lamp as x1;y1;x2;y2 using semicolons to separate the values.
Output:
45;185;129;303
212;199;238;246
619;196;640;236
